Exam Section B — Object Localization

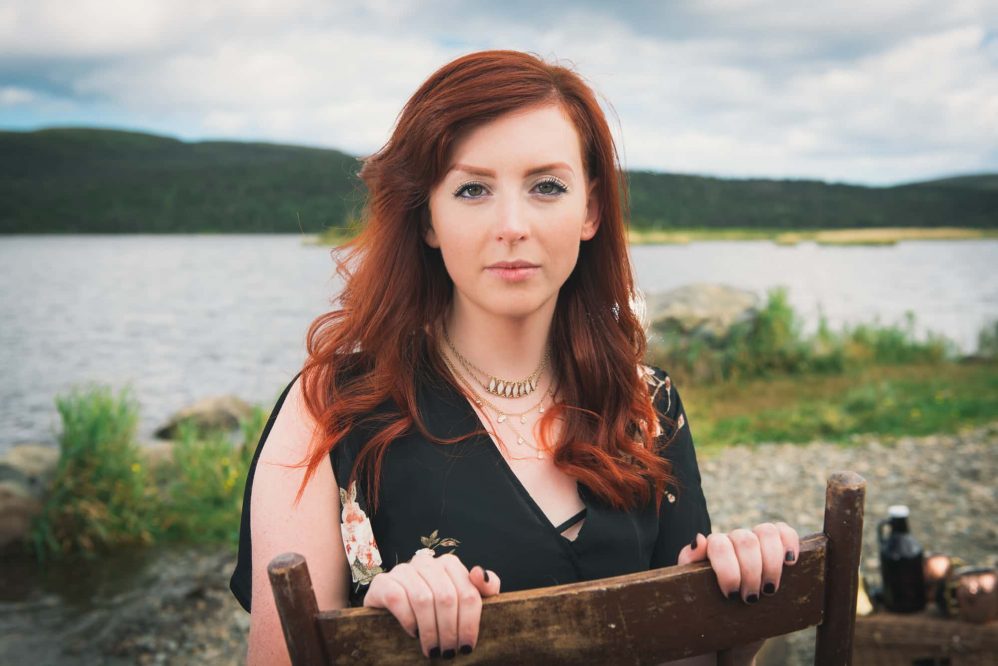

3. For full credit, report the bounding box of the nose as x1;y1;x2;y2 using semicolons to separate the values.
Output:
494;192;529;244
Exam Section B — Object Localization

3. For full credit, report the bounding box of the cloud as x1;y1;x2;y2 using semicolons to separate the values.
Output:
0;85;35;105
1;0;995;184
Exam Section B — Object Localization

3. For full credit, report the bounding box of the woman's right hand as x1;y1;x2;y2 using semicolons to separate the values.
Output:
363;549;501;659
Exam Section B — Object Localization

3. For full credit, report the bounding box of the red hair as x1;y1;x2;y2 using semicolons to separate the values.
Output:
298;50;681;513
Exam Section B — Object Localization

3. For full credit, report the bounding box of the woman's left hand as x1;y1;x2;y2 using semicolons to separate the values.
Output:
675;521;800;665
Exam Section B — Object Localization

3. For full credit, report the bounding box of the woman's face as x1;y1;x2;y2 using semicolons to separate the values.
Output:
425;102;599;322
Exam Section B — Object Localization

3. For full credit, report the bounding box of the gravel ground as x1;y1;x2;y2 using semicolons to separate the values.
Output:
4;422;995;665
700;421;998;665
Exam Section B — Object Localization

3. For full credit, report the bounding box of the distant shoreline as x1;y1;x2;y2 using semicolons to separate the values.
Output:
627;226;998;245
308;226;998;247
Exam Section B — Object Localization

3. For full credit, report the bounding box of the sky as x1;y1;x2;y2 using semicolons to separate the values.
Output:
1;0;996;186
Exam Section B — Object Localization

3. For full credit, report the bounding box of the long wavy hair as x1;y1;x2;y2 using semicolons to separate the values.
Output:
298;49;682;514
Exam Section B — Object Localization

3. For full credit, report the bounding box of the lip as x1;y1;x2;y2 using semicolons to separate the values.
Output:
485;261;540;283
486;260;539;269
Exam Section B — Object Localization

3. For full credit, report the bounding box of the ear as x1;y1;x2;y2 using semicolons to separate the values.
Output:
422;207;440;248
424;224;440;248
580;178;600;241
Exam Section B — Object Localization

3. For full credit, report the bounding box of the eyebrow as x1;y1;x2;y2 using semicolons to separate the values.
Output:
449;162;574;178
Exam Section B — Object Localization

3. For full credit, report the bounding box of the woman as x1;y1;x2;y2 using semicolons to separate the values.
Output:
230;50;799;664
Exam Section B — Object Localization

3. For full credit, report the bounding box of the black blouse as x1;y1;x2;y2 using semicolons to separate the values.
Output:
229;360;711;612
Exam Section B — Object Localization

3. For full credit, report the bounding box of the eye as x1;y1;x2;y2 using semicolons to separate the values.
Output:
453;181;489;199
534;177;569;197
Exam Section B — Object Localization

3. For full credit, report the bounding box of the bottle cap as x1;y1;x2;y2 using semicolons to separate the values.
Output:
888;505;910;518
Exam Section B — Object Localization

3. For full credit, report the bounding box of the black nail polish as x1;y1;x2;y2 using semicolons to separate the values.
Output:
442;648;456;659
746;594;759;604
483;568;490;583
728;591;740;601
785;550;794;562
763;582;775;595
429;646;441;658
460;645;473;655
690;536;698;550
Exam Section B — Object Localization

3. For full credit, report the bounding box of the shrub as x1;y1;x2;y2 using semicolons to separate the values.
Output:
32;385;156;558
159;421;250;543
647;286;959;384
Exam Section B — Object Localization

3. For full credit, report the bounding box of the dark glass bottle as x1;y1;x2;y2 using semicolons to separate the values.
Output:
878;505;926;613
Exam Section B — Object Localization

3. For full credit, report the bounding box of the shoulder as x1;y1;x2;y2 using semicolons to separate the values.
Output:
257;372;316;466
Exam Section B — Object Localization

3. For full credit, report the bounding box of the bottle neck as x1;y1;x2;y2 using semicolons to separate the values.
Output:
889;516;910;534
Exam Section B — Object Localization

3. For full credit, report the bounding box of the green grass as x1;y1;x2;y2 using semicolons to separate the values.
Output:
31;385;156;557
684;362;998;455
31;388;267;559
647;286;959;384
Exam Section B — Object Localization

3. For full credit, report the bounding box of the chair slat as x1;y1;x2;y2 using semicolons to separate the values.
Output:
314;534;826;665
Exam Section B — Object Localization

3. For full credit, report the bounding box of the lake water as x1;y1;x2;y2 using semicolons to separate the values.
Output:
1;234;996;451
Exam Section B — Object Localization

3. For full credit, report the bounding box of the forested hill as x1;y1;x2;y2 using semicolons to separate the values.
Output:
2;127;996;233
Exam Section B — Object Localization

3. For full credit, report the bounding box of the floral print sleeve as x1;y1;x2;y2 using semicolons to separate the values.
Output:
331;437;386;606
339;479;384;587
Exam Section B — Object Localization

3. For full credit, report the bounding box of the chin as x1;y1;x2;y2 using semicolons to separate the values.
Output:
484;294;556;321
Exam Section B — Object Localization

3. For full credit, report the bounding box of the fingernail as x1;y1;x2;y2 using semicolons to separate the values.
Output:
763;582;776;595
460;645;473;655
429;646;441;658
746;594;759;604
483;568;490;583
690;535;698;550
785;550;795;562
728;591;740;601
442;648;456;659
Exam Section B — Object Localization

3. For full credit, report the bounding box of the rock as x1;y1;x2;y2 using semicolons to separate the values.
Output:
140;440;175;469
0;480;43;549
154;396;253;440
645;283;760;343
0;443;59;497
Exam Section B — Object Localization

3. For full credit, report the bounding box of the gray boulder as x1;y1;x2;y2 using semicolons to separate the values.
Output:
0;444;59;549
154;395;253;440
645;283;761;343
0;481;42;550
0;443;59;497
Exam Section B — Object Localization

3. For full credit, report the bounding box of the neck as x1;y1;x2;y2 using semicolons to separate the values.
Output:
442;294;556;381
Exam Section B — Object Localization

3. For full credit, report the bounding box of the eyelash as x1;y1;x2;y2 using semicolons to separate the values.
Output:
451;177;570;199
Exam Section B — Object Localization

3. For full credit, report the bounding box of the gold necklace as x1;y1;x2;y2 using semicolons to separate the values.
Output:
440;348;552;460
442;324;548;399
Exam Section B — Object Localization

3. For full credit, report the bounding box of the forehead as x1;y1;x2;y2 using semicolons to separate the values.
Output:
445;103;585;174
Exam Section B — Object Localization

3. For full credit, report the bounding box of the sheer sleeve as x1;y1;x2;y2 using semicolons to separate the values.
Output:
644;366;712;569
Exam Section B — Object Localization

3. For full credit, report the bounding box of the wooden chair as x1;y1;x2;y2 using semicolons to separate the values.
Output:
268;471;866;665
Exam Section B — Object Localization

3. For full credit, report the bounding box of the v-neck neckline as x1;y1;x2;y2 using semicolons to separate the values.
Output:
432;364;592;546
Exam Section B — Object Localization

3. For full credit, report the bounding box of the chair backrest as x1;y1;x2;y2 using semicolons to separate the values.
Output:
268;471;866;665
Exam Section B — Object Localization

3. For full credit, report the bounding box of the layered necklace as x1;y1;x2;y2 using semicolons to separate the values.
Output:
443;325;548;399
438;331;554;460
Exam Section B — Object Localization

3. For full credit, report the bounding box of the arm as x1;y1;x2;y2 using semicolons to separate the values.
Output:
246;375;351;666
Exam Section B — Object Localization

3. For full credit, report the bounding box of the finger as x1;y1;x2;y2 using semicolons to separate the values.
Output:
363;573;419;639
439;554;483;655
376;563;438;657
469;564;502;597
728;528;763;603
410;552;460;657
704;533;741;599
676;533;708;566
753;523;785;595
775;521;800;566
